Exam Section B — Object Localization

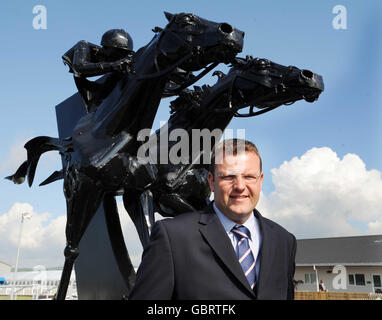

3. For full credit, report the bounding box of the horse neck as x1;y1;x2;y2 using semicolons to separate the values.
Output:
134;30;189;76
153;80;235;174
169;75;238;134
93;32;188;139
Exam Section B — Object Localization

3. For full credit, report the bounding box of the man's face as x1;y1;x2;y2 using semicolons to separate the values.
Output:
208;151;263;224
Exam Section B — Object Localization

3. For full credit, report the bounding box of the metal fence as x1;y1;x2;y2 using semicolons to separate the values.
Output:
0;281;77;300
295;291;382;300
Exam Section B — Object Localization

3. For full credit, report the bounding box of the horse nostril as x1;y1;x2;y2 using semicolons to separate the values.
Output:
219;23;233;34
301;70;314;79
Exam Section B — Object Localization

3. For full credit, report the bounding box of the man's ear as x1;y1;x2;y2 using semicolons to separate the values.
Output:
207;172;214;192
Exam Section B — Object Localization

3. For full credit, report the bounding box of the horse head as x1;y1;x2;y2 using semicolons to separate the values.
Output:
225;57;324;117
143;12;244;74
94;12;245;139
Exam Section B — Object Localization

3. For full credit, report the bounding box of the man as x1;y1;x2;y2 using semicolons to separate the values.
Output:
319;280;327;292
129;139;297;300
62;29;135;112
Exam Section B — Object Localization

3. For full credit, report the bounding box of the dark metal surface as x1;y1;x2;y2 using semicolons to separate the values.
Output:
55;93;132;300
137;56;324;227
6;12;324;299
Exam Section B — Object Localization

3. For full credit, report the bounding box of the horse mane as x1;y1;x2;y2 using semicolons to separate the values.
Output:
169;85;212;115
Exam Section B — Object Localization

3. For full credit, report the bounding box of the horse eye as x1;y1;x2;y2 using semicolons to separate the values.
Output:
182;15;194;24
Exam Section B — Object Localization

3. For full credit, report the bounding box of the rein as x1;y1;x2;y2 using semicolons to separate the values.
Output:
164;62;219;96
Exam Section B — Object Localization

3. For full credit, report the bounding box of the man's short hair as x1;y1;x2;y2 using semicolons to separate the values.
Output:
209;138;262;176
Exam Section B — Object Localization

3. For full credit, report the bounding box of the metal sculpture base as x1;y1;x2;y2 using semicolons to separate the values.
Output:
56;93;130;300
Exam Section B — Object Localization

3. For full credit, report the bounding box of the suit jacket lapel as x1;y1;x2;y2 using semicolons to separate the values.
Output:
255;209;277;297
198;204;256;298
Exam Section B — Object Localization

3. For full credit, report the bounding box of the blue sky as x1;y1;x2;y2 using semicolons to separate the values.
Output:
0;0;381;267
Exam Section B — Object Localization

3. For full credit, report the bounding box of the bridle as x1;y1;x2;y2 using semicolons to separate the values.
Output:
214;60;298;118
133;21;219;86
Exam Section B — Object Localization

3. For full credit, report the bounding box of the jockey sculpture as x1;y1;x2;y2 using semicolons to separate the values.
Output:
62;29;135;112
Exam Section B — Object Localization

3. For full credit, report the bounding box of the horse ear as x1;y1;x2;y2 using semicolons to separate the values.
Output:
164;11;174;22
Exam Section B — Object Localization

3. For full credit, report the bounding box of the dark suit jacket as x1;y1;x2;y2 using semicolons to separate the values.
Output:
129;203;297;300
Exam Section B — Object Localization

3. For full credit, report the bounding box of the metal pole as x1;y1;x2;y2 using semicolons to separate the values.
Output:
313;265;319;292
10;212;31;300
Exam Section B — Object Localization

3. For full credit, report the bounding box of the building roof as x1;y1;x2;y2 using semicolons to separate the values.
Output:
296;234;382;266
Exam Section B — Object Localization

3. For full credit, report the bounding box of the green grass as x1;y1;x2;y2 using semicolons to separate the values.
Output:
0;295;32;300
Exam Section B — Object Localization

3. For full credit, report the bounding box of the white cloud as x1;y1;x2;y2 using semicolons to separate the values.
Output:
0;199;165;268
257;147;382;238
367;219;382;234
0;202;66;267
0;140;27;173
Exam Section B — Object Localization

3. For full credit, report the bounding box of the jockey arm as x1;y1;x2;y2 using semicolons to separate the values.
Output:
70;41;132;77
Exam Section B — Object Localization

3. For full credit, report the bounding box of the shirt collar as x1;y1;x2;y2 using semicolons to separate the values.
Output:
213;202;256;239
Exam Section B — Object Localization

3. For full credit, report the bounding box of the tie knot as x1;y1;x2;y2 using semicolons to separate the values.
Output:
232;225;251;240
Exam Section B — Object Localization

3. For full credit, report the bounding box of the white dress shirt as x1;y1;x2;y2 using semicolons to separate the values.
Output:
213;202;262;281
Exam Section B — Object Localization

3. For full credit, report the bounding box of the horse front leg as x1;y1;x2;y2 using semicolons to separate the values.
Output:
55;171;104;300
121;153;157;249
55;246;79;300
122;190;155;250
140;189;155;237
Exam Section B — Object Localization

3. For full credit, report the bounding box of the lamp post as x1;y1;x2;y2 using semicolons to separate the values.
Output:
313;264;319;292
10;212;32;300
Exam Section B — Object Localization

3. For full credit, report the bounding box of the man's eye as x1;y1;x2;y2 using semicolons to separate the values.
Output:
222;176;235;180
245;176;257;180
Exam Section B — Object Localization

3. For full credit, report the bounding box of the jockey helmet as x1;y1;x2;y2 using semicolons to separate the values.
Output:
101;29;133;52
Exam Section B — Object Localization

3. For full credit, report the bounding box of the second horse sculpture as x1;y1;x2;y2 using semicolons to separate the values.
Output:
125;56;324;250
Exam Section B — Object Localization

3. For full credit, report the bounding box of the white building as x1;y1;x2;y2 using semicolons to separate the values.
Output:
294;235;382;294
0;268;77;299
0;261;11;284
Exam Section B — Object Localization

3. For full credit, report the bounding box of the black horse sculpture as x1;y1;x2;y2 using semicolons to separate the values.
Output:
124;56;324;248
6;12;244;300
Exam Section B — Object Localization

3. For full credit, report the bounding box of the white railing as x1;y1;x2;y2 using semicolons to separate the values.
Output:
0;282;77;300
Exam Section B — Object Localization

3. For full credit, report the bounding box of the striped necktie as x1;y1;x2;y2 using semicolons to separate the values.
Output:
232;225;256;290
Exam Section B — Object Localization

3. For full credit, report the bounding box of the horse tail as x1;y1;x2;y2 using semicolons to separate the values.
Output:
5;136;72;187
103;194;136;293
5;160;28;184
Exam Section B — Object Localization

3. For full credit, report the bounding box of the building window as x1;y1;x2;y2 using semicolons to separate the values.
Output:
355;274;365;286
373;275;381;288
304;273;316;284
349;274;365;286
